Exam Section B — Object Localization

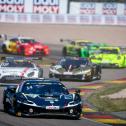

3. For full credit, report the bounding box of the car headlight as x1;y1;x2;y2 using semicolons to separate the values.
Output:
75;69;91;75
27;72;35;77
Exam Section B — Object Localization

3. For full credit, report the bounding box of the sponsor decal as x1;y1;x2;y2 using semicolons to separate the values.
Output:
80;2;96;15
0;0;24;13
33;0;59;14
102;3;117;15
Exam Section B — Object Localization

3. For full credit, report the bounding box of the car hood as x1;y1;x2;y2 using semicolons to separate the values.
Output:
0;67;34;75
54;65;83;73
23;93;74;107
31;42;44;49
94;54;118;60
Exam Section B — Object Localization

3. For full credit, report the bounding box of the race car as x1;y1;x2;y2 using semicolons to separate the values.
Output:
1;36;50;57
0;57;43;82
3;78;82;119
61;39;109;58
90;46;126;68
49;57;101;81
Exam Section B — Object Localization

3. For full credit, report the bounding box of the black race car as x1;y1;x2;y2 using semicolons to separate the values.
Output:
49;57;101;81
3;78;82;119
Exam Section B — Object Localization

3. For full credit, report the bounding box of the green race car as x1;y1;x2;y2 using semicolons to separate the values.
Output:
90;46;126;68
61;39;109;58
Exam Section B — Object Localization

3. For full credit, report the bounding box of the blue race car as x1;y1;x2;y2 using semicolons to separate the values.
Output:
3;78;82;119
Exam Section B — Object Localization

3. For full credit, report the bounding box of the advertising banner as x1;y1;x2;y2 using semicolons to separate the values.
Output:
102;3;117;15
0;0;25;13
80;2;96;15
33;0;59;14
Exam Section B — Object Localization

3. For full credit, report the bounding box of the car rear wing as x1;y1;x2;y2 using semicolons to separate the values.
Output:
60;38;75;43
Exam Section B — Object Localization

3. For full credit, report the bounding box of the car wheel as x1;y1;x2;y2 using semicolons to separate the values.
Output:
3;97;10;112
49;73;53;78
62;47;67;56
85;74;93;82
2;45;8;53
73;110;81;120
69;108;81;120
97;72;101;80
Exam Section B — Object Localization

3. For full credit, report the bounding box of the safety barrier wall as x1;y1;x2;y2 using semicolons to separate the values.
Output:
0;0;126;25
0;13;126;25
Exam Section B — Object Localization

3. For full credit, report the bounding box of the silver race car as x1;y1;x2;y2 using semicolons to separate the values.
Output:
0;57;43;82
49;57;101;81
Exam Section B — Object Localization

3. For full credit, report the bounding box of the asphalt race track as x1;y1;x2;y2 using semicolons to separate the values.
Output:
0;24;126;126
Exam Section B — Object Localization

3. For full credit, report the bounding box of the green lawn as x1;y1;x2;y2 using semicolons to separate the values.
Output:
88;83;126;112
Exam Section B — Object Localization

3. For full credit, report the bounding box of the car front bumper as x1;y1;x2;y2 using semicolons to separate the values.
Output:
16;103;82;117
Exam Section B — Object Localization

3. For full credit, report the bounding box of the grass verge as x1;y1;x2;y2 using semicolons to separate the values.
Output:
87;83;126;112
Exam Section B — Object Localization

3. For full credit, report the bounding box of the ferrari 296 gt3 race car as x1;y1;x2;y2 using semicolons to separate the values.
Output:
0;57;43;82
1;36;49;57
3;78;82;119
49;57;102;81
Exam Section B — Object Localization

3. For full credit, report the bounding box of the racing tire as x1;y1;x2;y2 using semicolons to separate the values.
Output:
85;70;93;82
69;108;82;120
2;45;8;53
62;47;67;56
73;110;81;120
96;72;101;80
49;73;53;78
3;97;10;113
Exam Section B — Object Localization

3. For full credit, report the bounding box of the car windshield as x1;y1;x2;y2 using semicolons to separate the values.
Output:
100;49;119;54
59;58;88;67
21;39;36;43
0;61;34;68
21;83;69;95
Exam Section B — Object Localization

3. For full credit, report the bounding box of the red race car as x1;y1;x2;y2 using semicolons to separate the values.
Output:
2;37;50;57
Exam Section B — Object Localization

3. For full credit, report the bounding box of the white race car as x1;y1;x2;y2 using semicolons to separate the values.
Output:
0;57;43;82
